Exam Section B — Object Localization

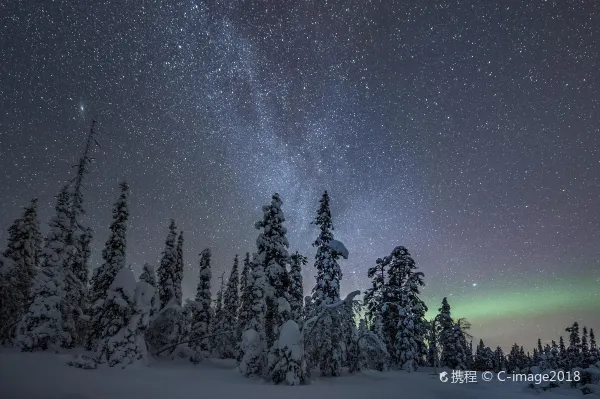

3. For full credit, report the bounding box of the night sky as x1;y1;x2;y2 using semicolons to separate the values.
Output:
1;1;598;351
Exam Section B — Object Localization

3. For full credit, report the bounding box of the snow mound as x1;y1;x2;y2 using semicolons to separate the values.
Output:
328;239;349;259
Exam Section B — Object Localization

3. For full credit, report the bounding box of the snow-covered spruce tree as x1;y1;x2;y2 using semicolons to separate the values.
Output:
0;198;43;344
145;221;188;354
581;326;590;368
221;255;240;359
210;273;226;357
474;339;495;371
378;247;428;369
494;346;506;372
288;252;306;326
156;219;178;309
86;182;130;350
239;255;268;377
309;190;343;377
438;297;467;370
566;322;581;369
254;193;291;349
189;248;212;353
17;187;72;351
267;319;308;385
236;252;251;354
395;273;426;372
139;263;160;319
174;231;184;306
363;256;387;369
589;329;598;365
97;267;155;368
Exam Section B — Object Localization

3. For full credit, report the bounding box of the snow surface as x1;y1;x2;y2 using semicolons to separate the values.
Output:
0;348;585;399
328;239;349;259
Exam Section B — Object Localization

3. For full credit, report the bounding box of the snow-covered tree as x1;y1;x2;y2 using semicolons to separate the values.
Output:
189;248;212;352
309;191;344;377
17;187;72;351
266;320;307;385
0;198;43;343
236;252;251;352
239;255;268;377
566;322;581;369
312;191;342;307
139;263;160;318
156;220;178;309
254;193;290;349
174;231;184;306
438;297;467;370
221;255;240;359
288;252;306;326
146;224;187;354
493;346;506;372
97;267;154;368
474;339;495;371
582;326;590;368
86;182;130;350
210;273;227;357
589;329;598;365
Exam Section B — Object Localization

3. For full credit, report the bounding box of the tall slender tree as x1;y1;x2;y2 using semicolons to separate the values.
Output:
174;231;184;306
18;187;72;351
239;254;268;377
221;255;240;358
190;249;212;352
254;193;290;348
86;182;130;350
309;191;343;377
288;252;306;326
156;220;178;309
67;120;99;342
0;198;43;343
237;252;252;358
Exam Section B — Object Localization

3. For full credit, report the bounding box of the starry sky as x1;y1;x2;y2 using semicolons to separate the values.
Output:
1;0;598;351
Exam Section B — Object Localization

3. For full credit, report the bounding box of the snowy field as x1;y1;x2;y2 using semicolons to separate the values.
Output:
0;349;583;399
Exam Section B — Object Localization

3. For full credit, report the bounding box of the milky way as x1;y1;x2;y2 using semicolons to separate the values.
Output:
1;1;598;350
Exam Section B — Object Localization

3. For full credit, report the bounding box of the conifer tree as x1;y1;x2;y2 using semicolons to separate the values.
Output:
86;182;130;350
240;252;251;298
437;297;467;370
236;252;252;356
239;255;268;377
174;231;184;306
157;220;178;309
589;328;598;365
97;267;154;368
221;255;240;358
581;326;590;367
493;346;505;372
17;187;72;351
139;263;160;318
66;121;99;343
309;191;343;376
566;322;581;368
189;249;212;352
558;336;567;368
288;252;306;326
254;193;290;349
210;273;226;357
475;339;494;371
0;198;43;343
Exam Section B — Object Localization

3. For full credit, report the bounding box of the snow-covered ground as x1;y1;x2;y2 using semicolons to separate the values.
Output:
0;349;582;399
